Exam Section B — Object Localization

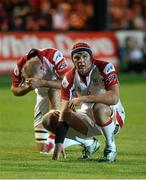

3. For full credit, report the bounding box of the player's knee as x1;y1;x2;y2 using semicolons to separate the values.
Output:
93;103;111;122
42;110;59;133
43;110;55;129
93;103;108;116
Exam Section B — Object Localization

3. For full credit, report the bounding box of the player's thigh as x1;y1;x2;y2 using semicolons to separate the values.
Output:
43;110;60;133
49;89;61;109
65;111;89;135
67;111;102;137
34;88;50;126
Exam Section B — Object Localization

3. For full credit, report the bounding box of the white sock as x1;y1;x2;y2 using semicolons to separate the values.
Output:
47;136;80;148
47;135;80;148
75;136;94;147
47;134;95;148
101;120;116;151
63;138;80;148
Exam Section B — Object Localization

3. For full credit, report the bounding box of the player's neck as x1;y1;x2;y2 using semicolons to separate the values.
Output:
78;71;89;85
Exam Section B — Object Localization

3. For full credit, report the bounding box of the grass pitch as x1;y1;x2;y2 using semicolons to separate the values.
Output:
0;74;146;179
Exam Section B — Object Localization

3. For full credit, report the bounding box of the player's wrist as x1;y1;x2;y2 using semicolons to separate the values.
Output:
24;85;33;92
55;121;69;144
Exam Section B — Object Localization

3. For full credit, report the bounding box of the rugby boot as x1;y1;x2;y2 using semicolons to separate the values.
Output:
99;148;117;162
82;137;100;159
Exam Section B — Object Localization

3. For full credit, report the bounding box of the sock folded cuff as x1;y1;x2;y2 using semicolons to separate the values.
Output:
100;119;113;127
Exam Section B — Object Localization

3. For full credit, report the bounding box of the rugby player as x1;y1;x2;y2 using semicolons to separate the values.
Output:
43;43;125;162
11;48;80;154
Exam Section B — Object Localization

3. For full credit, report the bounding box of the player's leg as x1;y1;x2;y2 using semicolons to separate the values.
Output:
43;110;89;137
49;89;81;148
92;103;117;162
43;109;100;159
34;88;54;154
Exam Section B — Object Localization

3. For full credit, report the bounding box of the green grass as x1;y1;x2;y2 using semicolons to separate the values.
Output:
0;74;146;179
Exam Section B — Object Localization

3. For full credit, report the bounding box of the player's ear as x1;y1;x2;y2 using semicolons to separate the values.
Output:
21;67;27;78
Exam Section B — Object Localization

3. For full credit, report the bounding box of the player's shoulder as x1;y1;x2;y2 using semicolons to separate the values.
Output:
62;68;75;89
17;55;27;69
40;48;59;56
40;48;63;63
93;59;116;75
13;55;27;76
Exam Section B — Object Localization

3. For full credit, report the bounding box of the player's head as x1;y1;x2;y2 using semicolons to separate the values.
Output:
22;56;44;79
27;48;40;61
71;42;93;75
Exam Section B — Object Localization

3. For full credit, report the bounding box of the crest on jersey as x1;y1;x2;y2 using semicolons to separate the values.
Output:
58;62;67;70
92;78;99;85
54;51;64;64
103;63;115;74
14;65;20;76
62;76;69;88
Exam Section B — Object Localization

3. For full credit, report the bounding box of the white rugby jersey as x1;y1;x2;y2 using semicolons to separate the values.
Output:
61;59;125;126
61;59;119;100
12;48;70;87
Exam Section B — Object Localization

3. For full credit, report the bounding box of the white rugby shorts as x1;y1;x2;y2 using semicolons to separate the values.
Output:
66;101;125;139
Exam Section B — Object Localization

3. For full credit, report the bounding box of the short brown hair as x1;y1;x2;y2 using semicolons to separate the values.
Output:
22;56;40;78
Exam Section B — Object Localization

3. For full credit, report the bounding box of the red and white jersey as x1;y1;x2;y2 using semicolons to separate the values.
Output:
62;59;125;127
61;59;119;101
12;48;69;87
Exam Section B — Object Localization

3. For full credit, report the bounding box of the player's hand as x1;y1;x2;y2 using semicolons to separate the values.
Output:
52;143;66;160
68;101;76;111
26;78;43;88
25;79;34;91
70;97;82;106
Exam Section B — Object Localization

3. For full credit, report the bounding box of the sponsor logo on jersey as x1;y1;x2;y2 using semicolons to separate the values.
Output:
103;63;115;74
92;78;99;85
105;75;116;83
14;65;20;76
54;51;64;64
58;62;67;70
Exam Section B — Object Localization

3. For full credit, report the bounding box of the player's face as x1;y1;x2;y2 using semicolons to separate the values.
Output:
72;51;92;75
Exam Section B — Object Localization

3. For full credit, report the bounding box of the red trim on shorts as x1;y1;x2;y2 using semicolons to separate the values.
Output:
48;134;55;139
116;111;123;128
100;118;113;127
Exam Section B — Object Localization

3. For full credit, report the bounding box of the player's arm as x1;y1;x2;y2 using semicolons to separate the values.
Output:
26;78;61;89
11;82;33;96
59;99;70;121
71;84;119;106
39;80;61;89
53;50;70;79
39;79;61;89
11;56;34;96
52;99;69;160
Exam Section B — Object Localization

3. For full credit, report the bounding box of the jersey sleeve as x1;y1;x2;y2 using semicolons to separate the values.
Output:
52;50;70;77
12;56;26;87
61;69;75;100
102;63;119;88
